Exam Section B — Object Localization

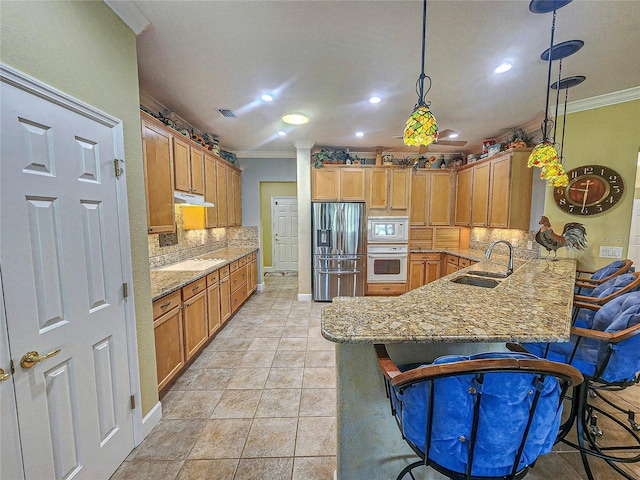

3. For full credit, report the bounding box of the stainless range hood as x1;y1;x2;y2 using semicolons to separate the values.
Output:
174;191;215;207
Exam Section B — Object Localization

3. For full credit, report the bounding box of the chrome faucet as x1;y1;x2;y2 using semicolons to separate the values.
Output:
485;240;514;275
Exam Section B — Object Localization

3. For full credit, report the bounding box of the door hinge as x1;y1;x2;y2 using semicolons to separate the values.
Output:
130;394;136;409
123;282;129;298
114;159;123;178
10;359;15;375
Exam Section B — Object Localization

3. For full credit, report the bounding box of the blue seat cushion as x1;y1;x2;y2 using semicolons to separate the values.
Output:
526;292;640;383
394;352;563;478
576;273;639;328
576;260;629;296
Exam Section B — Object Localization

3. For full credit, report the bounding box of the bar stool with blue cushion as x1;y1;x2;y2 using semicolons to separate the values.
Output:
375;346;583;480
575;259;633;296
520;291;640;480
572;272;640;328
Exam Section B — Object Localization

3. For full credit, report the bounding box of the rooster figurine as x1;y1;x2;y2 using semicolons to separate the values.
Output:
536;216;587;261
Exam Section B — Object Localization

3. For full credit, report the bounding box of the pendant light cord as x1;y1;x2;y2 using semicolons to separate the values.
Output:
415;0;432;108
541;9;557;143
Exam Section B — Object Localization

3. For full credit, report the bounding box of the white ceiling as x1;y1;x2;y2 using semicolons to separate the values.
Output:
131;0;640;157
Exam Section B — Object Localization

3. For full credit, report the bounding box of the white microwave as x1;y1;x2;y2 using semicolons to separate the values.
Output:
367;216;409;243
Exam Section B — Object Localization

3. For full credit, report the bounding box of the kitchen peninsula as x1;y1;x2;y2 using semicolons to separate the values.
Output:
321;255;577;479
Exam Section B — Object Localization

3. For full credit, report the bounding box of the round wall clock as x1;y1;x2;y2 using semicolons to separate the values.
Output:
553;165;624;216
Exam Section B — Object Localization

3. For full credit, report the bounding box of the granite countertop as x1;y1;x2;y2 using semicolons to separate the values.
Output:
321;258;577;345
149;246;258;301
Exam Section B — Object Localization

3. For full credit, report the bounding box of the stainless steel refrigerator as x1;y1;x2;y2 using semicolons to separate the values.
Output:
312;202;366;301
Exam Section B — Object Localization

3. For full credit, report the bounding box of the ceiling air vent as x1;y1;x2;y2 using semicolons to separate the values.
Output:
217;108;236;118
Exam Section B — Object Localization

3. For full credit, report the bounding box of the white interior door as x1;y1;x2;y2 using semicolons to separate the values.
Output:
629;198;640;266
272;197;298;271
0;273;25;479
1;69;135;479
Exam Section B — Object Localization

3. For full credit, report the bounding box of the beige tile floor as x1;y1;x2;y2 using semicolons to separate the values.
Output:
113;276;640;480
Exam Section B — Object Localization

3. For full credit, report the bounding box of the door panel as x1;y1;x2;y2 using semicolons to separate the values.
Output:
272;197;298;271
1;78;135;479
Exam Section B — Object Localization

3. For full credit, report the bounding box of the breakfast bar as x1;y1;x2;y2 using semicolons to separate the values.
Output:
321;257;577;480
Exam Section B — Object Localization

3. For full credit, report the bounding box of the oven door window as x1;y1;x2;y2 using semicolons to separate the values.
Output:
373;258;401;275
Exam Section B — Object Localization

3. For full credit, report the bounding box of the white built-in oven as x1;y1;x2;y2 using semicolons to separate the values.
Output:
367;216;409;243
367;244;408;283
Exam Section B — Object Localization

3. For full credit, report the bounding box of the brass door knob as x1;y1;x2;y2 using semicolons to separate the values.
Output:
0;368;10;382
20;349;61;369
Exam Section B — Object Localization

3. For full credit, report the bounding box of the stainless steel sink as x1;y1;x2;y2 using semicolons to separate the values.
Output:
468;270;511;279
451;275;501;288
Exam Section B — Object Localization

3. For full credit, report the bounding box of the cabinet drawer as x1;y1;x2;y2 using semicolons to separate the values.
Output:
229;260;239;273
230;265;247;292
459;258;471;268
446;254;459;266
239;255;247;267
366;283;406;296
231;284;248;312
206;270;220;286
152;290;181;320
410;253;441;262
219;265;230;278
182;277;206;301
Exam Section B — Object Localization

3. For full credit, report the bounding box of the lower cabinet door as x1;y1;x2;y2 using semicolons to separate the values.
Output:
207;282;221;337
154;306;185;391
220;276;232;323
183;289;208;361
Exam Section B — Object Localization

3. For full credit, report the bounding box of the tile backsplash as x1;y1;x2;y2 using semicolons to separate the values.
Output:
148;207;258;268
469;227;540;260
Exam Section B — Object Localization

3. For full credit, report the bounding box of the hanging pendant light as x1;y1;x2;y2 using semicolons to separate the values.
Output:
403;0;438;147
527;0;575;187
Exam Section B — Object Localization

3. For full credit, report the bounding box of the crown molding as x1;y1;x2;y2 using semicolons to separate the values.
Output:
104;1;150;35
554;86;640;116
234;150;296;159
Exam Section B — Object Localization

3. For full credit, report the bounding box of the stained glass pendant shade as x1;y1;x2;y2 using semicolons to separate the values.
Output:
403;0;438;147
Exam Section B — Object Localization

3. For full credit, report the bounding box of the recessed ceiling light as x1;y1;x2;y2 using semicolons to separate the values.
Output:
369;96;381;104
277;131;287;136
281;113;309;125
261;94;273;102
494;63;512;74
355;132;365;137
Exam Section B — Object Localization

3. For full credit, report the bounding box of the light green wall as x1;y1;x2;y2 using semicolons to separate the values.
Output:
1;1;157;415
260;182;297;267
544;99;640;270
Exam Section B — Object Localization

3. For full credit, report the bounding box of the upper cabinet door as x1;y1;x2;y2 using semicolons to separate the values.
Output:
142;119;175;234
204;154;218;227
410;172;428;225
312;168;340;201
216;159;228;226
190;147;204;195
173;137;191;193
389;169;410;211
366;168;388;210
471;162;490;227
454;168;473;226
428;171;452;226
339;168;366;201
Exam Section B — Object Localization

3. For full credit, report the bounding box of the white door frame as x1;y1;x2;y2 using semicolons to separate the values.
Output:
270;196;298;272
0;63;143;445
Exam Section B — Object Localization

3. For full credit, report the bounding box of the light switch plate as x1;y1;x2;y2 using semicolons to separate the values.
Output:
599;246;623;259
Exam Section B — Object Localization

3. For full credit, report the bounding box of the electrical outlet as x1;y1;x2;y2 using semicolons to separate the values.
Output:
527;241;533;250
599;246;623;259
511;238;519;247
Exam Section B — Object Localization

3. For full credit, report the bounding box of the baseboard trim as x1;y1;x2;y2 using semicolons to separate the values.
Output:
257;282;265;291
297;293;312;302
141;401;162;440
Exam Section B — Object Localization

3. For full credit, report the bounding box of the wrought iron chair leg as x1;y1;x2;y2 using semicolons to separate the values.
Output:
591;387;640;432
396;460;423;480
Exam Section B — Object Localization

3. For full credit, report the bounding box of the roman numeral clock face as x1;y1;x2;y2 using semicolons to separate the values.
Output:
553;165;624;216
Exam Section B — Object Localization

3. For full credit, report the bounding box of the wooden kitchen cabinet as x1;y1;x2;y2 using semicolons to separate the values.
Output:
173;137;204;195
471;162;491;227
230;259;248;313
182;278;208;361
216;159;229;226
311;166;365;201
409;253;442;290
204;154;218;227
248;252;258;293
487;151;533;230
445;254;460;275
142;115;175;234
228;168;242;226
455;148;533;230
153;291;184;391
206;270;221;337
454;168;473;226
410;170;453;226
366;167;410;213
